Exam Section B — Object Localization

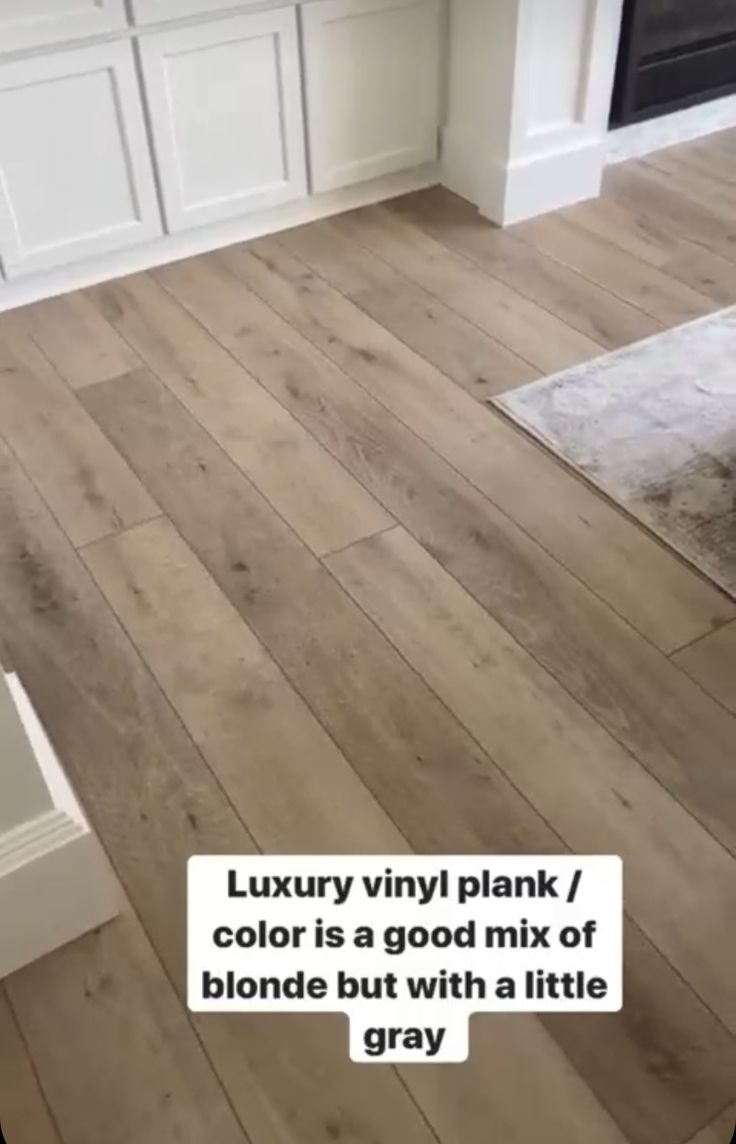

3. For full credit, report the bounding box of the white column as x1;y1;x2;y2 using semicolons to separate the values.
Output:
0;672;120;977
442;0;624;225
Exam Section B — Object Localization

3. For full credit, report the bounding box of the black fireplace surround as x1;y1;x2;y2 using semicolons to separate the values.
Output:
610;0;736;126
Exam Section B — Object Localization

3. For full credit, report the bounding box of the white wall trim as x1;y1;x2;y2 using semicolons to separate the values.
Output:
0;162;439;313
442;0;624;226
0;674;120;978
606;94;736;164
441;126;603;225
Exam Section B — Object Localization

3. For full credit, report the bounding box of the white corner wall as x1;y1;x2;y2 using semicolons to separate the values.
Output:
443;0;624;224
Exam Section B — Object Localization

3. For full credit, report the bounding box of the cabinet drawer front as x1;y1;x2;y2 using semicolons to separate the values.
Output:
138;9;307;232
0;0;127;54
130;0;271;26
302;0;441;192
0;42;162;277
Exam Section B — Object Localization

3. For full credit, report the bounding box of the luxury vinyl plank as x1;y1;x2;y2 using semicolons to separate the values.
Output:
664;246;736;307
673;621;736;715
604;164;736;262
674;136;736;184
12;290;141;389
0;987;61;1144
0;437;436;1144
80;512;637;1144
219;234;731;653
560;196;682;268
152;254;736;859
542;924;736;1144
270;220;538;399
82;516;402;856
387;188;661;348
642;150;736;216
80;367;736;1144
326;526;736;1026
6;913;248;1144
510;212;714;326
687;1104;736;1144
80;367;557;861
561;195;736;306
86;273;392;557
324;205;602;373
402;1015;628;1144
0;332;157;547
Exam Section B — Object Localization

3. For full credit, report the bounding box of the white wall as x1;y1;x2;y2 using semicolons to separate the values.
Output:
443;0;624;224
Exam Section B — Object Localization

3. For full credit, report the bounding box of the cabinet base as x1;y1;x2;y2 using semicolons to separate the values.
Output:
0;674;121;979
0;164;439;314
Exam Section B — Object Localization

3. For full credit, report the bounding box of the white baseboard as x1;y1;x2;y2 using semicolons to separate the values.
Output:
0;164;440;314
442;125;604;225
606;94;736;164
0;674;120;978
498;141;604;225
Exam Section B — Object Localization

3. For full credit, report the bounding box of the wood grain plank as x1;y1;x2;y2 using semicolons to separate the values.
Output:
643;149;736;216
12;291;141;389
561;194;736;307
326;205;602;373
326;526;736;1027
543;924;736;1144
510;211;714;326
0;331;158;546
271;219;538;400
153;253;736;860
403;1015;628;1144
673;136;736;184
6;913;248;1144
604;163;736;262
219;234;732;652
82;515;402;855
560;196;681;268
687;1103;736;1144
0;986;61;1144
387;188;661;348
664;246;736;308
0;436;439;1144
673;621;736;715
79;367;557;860
79;367;736;1144
87;273;392;557
80;513;637;1144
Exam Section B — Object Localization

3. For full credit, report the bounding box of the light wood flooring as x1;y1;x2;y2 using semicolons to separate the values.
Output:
1;130;735;1144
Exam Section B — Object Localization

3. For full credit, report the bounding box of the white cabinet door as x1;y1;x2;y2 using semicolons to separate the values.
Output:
302;0;441;192
0;41;162;278
138;9;307;232
0;0;126;54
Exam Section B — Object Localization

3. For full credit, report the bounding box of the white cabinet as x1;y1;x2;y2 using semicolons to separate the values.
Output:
0;41;162;278
138;9;307;233
0;0;127;54
130;0;256;24
302;0;441;192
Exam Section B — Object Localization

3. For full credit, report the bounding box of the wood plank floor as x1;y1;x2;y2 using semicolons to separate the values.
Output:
1;130;735;1144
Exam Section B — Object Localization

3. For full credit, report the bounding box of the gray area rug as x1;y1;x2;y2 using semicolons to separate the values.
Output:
495;308;736;598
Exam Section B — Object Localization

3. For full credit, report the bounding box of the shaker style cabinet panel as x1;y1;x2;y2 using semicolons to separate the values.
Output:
301;0;441;192
0;41;162;278
0;0;127;54
138;9;307;232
